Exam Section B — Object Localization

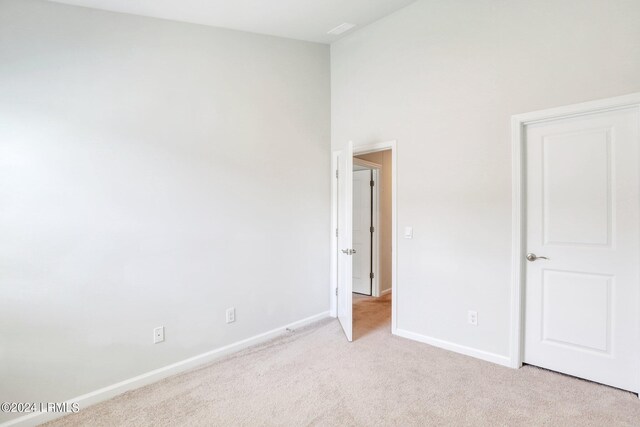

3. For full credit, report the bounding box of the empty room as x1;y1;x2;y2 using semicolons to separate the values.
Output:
2;0;640;425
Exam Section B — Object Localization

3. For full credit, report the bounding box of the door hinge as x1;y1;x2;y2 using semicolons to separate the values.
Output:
370;180;374;187
335;287;338;296
336;228;338;237
370;226;374;233
336;169;339;179
370;272;374;279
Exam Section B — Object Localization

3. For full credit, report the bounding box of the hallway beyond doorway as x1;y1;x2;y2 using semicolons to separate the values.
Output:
353;293;391;341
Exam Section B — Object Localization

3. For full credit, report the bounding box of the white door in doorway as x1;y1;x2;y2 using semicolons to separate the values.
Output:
336;142;354;341
524;107;640;392
352;169;372;295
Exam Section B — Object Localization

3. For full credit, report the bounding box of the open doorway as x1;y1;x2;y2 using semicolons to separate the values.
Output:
331;140;397;342
352;149;392;340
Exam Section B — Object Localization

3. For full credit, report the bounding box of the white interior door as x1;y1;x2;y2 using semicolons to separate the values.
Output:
352;169;372;295
336;142;354;341
524;107;640;392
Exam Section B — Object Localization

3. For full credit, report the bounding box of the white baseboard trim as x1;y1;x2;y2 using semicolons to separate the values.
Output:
2;311;330;427
394;328;511;368
380;288;392;296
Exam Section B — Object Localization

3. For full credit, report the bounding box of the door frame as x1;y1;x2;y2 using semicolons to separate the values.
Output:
509;92;640;370
353;157;381;297
330;140;398;334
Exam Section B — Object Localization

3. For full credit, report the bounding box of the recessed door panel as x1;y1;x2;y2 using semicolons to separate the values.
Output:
542;270;611;353
543;129;611;246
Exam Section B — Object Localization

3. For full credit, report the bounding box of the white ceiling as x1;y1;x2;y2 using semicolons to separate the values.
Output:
48;0;418;44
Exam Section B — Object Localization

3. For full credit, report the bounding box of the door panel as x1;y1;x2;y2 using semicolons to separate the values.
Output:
524;107;639;392
542;270;611;352
336;142;353;341
543;129;611;246
352;169;372;295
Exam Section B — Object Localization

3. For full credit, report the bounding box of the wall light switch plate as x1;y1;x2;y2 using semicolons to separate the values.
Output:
153;326;165;343
404;226;413;239
226;307;236;324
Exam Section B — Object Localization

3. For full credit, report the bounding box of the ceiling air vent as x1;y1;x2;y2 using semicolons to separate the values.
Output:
327;23;356;35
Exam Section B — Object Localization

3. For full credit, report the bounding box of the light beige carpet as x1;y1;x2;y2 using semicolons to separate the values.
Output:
47;294;640;426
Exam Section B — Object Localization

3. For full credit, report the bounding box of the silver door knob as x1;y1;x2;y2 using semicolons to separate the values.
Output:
341;249;357;255
526;253;549;262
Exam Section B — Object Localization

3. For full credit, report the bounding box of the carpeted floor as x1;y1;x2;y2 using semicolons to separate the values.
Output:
47;294;640;426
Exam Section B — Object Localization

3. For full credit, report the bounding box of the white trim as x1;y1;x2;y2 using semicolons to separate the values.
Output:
1;311;330;427
510;92;640;370
372;169;381;297
395;329;511;367
512;92;640;125
353;157;381;170
509;112;525;369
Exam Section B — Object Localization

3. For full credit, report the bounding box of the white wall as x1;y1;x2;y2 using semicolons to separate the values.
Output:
332;0;640;360
0;0;329;422
355;151;392;293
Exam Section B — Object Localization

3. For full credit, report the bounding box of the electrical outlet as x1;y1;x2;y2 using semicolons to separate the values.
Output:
153;326;165;343
226;307;236;324
468;310;478;326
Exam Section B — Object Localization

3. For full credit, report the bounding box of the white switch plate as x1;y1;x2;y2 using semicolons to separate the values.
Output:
226;307;236;324
404;226;413;239
153;326;165;343
467;310;478;326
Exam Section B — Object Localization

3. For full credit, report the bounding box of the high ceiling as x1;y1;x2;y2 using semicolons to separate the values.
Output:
48;0;418;44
